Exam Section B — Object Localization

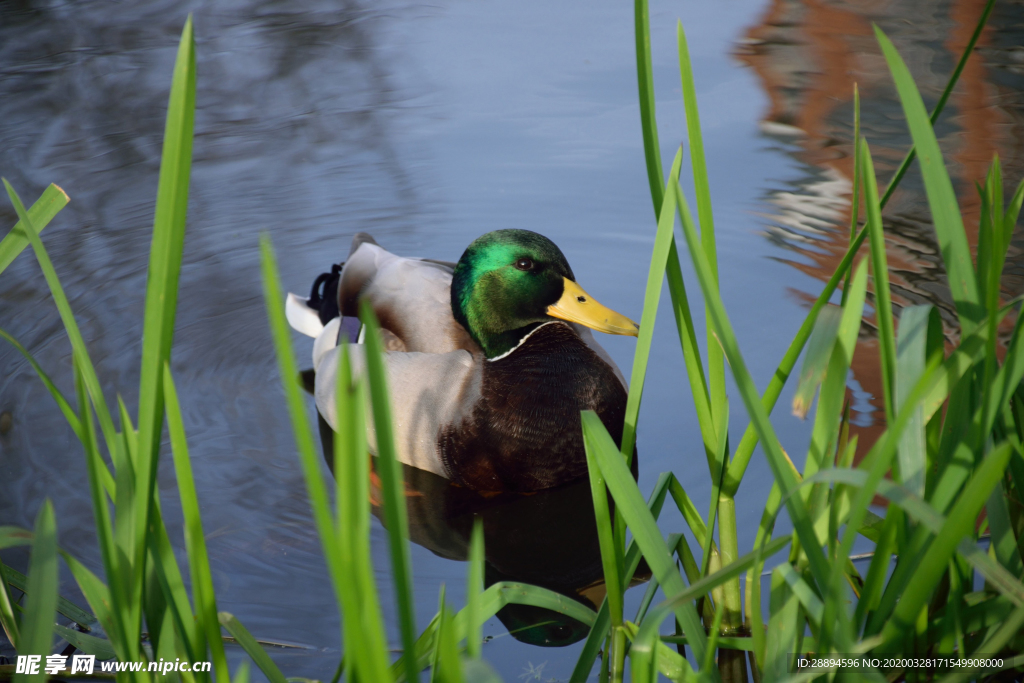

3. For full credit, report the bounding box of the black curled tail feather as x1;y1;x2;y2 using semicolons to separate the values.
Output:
308;263;343;324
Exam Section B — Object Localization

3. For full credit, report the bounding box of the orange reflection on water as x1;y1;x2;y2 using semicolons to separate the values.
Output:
738;0;1024;459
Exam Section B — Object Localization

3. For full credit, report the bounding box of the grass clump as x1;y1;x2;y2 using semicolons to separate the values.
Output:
572;1;1024;681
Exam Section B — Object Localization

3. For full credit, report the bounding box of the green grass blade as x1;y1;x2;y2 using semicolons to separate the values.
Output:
854;510;898;635
724;222;869;492
1;180;118;466
131;16;196;646
146;505;201;661
434;592;463;683
791;306;842;420
624;621;693;683
860;138;898;422
668;476;708;541
700;404;729;577
878;443;1014;651
0;331;83;449
875;27;981;334
843;84;861;307
987;480;1023;577
164;364;230;682
53;624;116;660
13;500;57;681
264;237;392;682
0;184;68;277
569;476;672;683
584;427;624;627
259;235;341;572
73;362;134;660
983;302;1024;440
622;149;684;462
777;564;822;627
401;580;599;681
676;19;716;283
336;344;392;683
332;344;369;682
260;237;372;663
581;411;711;668
59;552;125;661
665;247;715;463
110;428;136;601
0;558;21;650
631;536;790;681
895;305;939;498
807;262;869;660
677;21;725;435
465;518;484;660
359;302;419;683
674;181;832;591
1004;178;1024;255
218;613;287;683
469;582;598;630
634;0;664;213
233;660;251;683
762;568;800;679
6;574;96;631
937;605;1024;683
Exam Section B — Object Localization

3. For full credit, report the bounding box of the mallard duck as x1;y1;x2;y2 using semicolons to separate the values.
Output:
286;229;638;492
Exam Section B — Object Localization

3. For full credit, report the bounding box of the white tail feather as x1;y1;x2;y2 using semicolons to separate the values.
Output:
286;293;326;338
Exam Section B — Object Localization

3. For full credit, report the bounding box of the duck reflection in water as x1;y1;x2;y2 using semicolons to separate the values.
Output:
314;410;650;648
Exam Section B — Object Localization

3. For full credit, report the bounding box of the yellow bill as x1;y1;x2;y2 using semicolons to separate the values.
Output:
546;278;639;337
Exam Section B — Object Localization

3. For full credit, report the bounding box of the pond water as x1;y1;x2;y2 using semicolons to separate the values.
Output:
2;0;1022;680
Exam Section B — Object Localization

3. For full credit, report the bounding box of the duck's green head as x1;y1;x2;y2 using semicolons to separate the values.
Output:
451;229;638;358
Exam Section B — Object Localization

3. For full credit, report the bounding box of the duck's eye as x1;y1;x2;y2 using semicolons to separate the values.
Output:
514;258;534;271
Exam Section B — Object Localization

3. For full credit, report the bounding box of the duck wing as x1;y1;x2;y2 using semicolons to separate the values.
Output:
314;317;480;478
338;235;477;354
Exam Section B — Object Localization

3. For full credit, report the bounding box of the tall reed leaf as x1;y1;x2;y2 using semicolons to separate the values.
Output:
465;519;484;660
676;21;725;434
333;343;392;683
0;184;68;277
569;476;673;683
584;432;623;628
74;363;134;661
878;443;1013;651
630;536;789;682
163;365;230;682
673;183;831;591
2;180;118;471
0;329;82;443
218;613;287;683
132;15;196;647
634;0;664;209
259;237;359;656
12;501;57;683
58;554;123;662
0;559;20;650
581;411;711;670
860;139;898;421
622;149;684;461
791;306;842;420
359;302;419;683
875;27;980;334
895;305;941;498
